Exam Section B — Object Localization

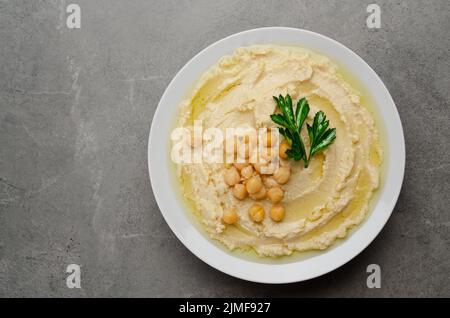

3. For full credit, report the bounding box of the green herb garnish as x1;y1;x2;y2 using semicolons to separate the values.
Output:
270;94;336;168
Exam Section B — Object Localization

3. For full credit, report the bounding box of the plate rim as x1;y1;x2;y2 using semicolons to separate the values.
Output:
148;27;405;284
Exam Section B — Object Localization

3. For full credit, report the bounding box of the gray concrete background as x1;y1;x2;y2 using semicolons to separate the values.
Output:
0;0;449;297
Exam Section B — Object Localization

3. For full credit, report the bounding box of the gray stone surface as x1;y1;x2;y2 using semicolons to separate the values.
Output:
0;0;449;297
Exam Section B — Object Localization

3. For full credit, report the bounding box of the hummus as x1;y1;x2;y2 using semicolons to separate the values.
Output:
175;45;382;257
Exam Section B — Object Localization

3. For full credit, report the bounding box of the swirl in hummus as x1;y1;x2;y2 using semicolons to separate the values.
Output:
175;45;382;257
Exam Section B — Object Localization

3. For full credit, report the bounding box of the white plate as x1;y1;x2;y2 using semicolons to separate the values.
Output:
148;27;405;284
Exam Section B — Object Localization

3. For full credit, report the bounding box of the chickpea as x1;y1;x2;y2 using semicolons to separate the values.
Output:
223;207;238;225
224;166;240;186
279;140;290;159
248;204;265;223
253;161;269;174
232;183;248;200
280;158;291;168
263;176;279;188
240;165;254;179
246;175;263;194
270;204;285;222
250;186;267;200
253;162;262;173
267;187;284;204
233;162;248;171
273;167;290;184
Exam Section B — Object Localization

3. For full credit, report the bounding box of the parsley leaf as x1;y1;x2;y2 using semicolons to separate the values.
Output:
270;95;336;167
